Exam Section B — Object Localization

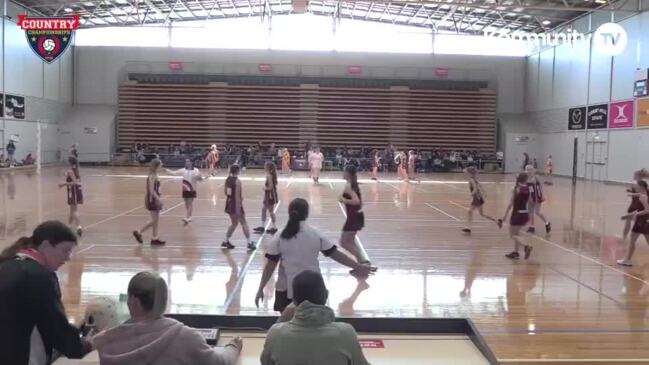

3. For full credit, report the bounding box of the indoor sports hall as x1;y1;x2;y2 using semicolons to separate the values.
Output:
1;1;649;364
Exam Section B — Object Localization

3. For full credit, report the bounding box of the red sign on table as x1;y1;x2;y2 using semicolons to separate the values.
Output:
359;339;385;348
168;62;183;71
435;67;449;77
347;65;363;75
258;64;272;73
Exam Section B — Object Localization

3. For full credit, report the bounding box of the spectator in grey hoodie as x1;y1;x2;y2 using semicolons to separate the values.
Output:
93;272;242;365
261;270;370;365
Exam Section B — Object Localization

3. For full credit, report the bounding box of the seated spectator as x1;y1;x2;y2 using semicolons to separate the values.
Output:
94;272;242;365
0;221;92;364
260;270;370;365
23;153;35;165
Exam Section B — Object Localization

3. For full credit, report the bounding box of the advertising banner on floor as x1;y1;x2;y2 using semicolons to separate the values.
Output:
5;94;25;119
568;107;586;130
638;97;649;128
586;104;608;129
609;100;634;128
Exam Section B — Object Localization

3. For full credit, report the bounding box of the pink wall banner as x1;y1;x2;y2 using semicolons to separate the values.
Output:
609;100;634;128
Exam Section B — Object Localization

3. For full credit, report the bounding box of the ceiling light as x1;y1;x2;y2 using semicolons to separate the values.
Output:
64;7;73;12
542;20;551;25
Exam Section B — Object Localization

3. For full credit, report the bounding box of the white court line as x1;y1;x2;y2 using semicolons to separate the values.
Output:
285;177;293;188
83;205;143;229
328;181;334;190
90;174;511;185
73;244;95;256
447;202;649;287
223;200;282;310
160;201;184;215
425;203;460;221
526;233;649;287
448;200;470;210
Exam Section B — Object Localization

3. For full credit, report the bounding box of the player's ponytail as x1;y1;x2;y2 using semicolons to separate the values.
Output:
281;198;309;240
639;168;649;180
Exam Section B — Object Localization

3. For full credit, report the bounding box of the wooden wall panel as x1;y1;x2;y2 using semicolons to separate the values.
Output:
118;81;497;151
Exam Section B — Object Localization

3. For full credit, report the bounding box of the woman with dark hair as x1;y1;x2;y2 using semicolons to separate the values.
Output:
133;159;165;246
339;165;375;273
254;161;279;235
622;169;649;240
255;198;372;315
59;156;84;236
222;164;256;251
0;221;92;365
618;180;649;267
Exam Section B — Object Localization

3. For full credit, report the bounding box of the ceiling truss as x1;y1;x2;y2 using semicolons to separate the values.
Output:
13;0;633;35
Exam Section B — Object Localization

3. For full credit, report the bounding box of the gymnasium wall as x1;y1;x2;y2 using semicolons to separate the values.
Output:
0;2;74;163
71;46;532;155
524;9;649;182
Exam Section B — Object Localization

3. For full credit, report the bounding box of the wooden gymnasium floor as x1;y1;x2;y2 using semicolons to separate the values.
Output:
1;166;649;365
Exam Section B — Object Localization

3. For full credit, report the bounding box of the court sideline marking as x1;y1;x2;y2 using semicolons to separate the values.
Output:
425;202;460;221
223;200;282;311
447;200;649;287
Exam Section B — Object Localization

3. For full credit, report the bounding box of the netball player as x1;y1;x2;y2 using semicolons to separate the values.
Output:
544;155;553;185
309;147;324;184
133;159;165;246
501;173;533;260
407;150;418;181
58;157;83;237
461;166;498;234
525;165;551;234
371;150;380;181
166;158;204;225
618;180;649;267
254;162;279;235
339;165;377;274
395;151;408;181
281;148;291;175
207;144;220;176
623;169;649;240
222;165;256;251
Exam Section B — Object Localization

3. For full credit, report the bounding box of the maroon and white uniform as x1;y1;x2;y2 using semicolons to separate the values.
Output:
66;171;83;206
469;178;484;207
527;177;544;204
510;185;530;226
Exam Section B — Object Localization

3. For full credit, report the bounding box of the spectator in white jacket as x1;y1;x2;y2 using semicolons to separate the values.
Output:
93;272;242;365
260;270;370;365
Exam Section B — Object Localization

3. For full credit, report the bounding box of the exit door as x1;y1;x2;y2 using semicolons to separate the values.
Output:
585;132;607;181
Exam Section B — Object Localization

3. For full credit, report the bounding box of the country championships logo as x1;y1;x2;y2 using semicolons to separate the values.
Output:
18;15;80;63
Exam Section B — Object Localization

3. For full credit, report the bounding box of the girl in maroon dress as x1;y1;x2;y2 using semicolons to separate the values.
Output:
59;157;83;237
254;162;279;235
339;165;377;275
133;159;165;246
462;166;497;234
222;165;256;250
623;169;649;240
524;165;551;234
500;173;533;260
618;180;649;267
